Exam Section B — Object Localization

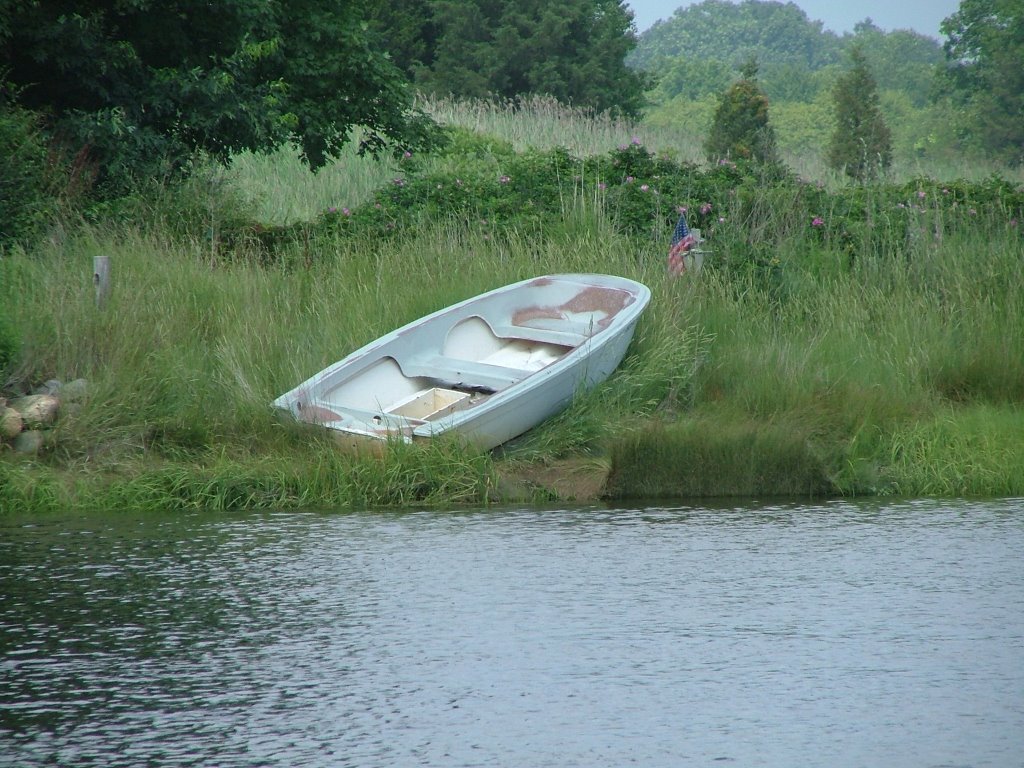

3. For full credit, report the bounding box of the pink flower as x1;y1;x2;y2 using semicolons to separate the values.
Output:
631;136;642;145
640;184;649;192
700;202;712;215
812;217;824;227
402;151;412;159
626;176;635;183
328;206;337;213
342;207;351;216
499;175;510;184
917;190;927;199
598;182;607;191
677;205;688;214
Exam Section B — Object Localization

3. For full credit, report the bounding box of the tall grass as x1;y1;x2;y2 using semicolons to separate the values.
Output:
3;96;1023;509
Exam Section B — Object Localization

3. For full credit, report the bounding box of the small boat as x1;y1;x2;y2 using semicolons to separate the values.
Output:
273;273;651;451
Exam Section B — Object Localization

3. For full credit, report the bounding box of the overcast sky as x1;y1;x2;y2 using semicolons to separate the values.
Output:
625;0;962;40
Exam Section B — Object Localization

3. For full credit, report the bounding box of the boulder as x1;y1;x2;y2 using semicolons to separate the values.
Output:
1;407;22;440
12;429;44;455
10;394;60;428
61;378;90;403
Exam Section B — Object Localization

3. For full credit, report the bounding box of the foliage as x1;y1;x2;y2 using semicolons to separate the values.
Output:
0;89;62;247
939;0;1024;165
369;0;649;116
704;60;781;167
628;0;842;71
827;47;893;181
0;0;438;195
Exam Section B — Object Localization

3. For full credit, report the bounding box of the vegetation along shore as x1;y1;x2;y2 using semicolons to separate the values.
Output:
2;1;1022;512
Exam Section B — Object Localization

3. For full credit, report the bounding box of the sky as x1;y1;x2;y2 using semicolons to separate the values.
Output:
625;0;962;40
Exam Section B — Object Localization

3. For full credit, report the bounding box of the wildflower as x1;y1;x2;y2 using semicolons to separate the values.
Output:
718;216;725;223
456;178;463;186
631;136;642;145
970;208;977;215
942;188;950;195
393;178;405;186
812;217;824;227
626;176;635;183
677;206;688;214
700;202;712;215
342;207;351;216
402;151;412;159
917;190;927;199
598;182;607;191
436;183;443;189
1009;218;1018;227
328;206;337;213
640;184;649;192
499;175;510;184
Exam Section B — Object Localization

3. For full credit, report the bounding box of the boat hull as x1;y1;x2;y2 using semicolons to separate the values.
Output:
273;274;651;451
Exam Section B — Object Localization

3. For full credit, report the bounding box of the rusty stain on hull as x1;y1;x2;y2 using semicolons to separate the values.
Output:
512;284;633;331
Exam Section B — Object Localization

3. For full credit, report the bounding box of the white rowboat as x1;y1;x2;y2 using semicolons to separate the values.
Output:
273;273;651;450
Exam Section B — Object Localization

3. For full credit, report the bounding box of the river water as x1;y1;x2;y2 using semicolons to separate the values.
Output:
2;498;1022;768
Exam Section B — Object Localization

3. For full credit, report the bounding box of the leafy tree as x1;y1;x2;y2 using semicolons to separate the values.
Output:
940;0;1024;165
629;0;842;71
371;0;648;116
826;47;892;180
705;59;780;166
0;0;438;194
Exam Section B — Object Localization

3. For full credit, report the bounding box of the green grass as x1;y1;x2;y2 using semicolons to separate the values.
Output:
3;97;1023;511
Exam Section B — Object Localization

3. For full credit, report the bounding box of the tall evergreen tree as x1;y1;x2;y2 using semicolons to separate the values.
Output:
704;59;780;166
826;46;892;181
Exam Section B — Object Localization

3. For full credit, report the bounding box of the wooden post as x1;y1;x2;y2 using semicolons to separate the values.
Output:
93;255;111;308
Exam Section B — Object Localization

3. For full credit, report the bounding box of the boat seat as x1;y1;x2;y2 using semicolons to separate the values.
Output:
400;354;532;391
491;323;592;347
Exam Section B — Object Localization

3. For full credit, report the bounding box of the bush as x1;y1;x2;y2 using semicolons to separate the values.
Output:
0;94;59;248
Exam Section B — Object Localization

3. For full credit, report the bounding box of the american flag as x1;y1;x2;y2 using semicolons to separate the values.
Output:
667;213;696;276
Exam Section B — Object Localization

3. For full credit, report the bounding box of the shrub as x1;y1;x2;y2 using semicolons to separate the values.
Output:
0;93;59;248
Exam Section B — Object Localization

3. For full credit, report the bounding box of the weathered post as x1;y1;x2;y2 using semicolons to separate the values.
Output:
93;255;111;308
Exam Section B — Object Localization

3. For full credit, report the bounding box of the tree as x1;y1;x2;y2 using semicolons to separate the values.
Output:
705;59;780;166
939;0;1024;165
826;46;892;180
370;0;648;116
0;0;438;193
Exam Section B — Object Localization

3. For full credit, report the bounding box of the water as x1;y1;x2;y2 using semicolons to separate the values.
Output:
2;499;1023;768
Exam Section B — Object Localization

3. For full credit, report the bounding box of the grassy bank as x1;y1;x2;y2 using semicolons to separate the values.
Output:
2;100;1023;512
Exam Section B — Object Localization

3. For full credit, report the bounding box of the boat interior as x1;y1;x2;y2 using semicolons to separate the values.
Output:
311;314;584;428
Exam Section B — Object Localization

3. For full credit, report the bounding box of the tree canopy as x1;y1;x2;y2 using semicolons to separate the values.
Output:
0;0;438;192
940;0;1024;165
368;0;648;116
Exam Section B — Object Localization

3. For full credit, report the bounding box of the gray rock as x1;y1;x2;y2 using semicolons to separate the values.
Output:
13;430;44;454
34;379;63;396
61;378;90;403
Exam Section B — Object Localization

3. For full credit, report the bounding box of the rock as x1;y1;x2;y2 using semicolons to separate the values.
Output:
1;407;22;440
61;378;90;403
13;430;44;454
10;394;60;428
33;379;63;396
